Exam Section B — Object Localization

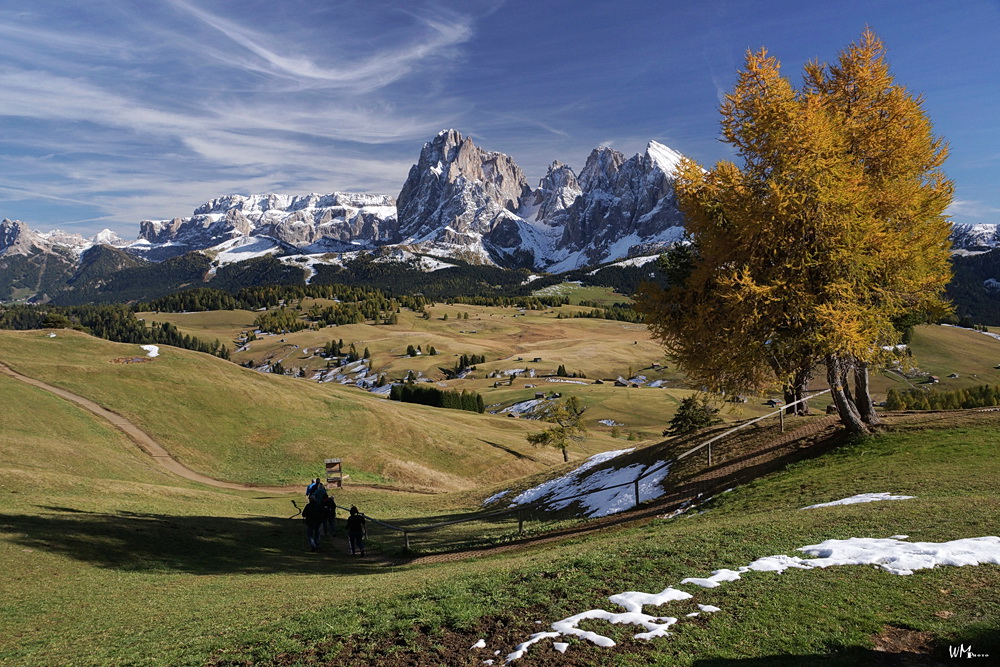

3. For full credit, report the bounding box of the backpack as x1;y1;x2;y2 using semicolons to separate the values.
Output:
310;483;328;503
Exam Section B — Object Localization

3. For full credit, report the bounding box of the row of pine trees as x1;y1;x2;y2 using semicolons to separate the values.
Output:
388;383;485;413
886;385;1000;411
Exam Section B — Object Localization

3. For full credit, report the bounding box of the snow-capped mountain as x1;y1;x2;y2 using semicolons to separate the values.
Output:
136;192;397;259
396;129;531;253
393;130;687;269
1;219;133;259
101;129;690;271
8;128;999;306
950;223;1000;251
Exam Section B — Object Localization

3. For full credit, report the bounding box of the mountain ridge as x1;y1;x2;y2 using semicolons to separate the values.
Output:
2;130;998;305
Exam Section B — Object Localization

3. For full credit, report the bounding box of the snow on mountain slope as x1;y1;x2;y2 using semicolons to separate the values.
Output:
17;130;994;287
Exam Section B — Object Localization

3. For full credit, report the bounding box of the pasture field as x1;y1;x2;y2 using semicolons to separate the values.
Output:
140;300;1000;434
530;281;633;305
0;329;605;491
1;358;997;665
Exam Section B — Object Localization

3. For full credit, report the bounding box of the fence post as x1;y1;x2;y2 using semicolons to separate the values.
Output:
708;441;712;466
517;510;524;536
779;408;785;432
634;478;641;508
404;530;410;552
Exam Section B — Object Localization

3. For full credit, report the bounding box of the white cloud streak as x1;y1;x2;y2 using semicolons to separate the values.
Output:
166;0;472;92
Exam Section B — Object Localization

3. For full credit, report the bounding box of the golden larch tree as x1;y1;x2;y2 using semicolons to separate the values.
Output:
637;30;953;435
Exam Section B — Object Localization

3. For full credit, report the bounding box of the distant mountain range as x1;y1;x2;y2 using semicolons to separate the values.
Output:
1;128;998;306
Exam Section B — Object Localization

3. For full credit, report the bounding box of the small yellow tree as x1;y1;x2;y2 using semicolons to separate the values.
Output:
527;396;587;462
638;30;952;435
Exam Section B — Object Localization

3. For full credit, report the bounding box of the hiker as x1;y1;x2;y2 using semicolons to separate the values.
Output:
307;478;328;503
321;494;336;536
302;495;324;551
346;505;367;557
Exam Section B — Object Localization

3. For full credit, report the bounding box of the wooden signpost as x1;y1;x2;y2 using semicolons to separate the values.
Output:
325;458;344;488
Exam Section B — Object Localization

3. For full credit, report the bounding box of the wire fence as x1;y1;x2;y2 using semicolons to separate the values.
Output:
317;389;833;555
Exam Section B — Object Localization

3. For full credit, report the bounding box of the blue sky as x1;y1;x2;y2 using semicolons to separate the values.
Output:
1;0;998;237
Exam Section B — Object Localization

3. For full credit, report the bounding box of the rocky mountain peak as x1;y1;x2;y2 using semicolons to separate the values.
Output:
521;161;582;223
578;146;626;193
396;129;532;248
1;218;43;257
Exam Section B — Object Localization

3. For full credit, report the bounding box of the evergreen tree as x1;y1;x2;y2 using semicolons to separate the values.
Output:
663;395;723;436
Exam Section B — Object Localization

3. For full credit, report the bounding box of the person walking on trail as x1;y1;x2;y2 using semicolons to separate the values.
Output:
306;478;327;503
346;505;367;557
302;495;324;551
321;495;336;536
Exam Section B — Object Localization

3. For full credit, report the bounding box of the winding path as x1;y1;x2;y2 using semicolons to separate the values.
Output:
1;361;293;493
0;359;864;566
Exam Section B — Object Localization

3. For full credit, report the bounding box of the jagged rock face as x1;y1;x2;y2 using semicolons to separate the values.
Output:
139;210;249;246
138;192;397;248
520;161;582;223
396;129;532;245
555;141;685;265
0;219;39;256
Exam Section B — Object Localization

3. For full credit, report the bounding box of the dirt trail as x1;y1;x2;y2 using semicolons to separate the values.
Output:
1;361;294;494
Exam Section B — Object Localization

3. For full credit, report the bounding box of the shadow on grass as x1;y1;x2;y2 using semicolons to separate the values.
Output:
0;506;403;574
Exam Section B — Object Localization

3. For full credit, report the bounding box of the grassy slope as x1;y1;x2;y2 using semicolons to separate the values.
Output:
2;321;998;664
0;329;603;490
1;397;996;665
246;416;1000;665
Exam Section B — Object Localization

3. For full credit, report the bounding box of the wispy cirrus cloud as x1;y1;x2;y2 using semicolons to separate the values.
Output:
165;0;472;92
947;200;1000;221
0;2;480;234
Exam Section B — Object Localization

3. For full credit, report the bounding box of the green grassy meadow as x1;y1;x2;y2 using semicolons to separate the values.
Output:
2;371;997;665
1;321;998;665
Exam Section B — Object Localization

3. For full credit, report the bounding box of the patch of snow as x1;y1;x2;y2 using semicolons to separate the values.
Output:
213;236;283;266
801;493;915;510
497;398;547;416
140;345;159;357
483;489;511;505
510;451;671;518
586;254;661;275
608;587;691;614
470;639;486;649
500;535;1000;662
546;378;588;385
504;632;560;663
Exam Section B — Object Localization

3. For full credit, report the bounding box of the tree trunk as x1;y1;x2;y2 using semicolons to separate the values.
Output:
827;354;869;435
562;447;569;463
785;367;812;416
853;360;881;427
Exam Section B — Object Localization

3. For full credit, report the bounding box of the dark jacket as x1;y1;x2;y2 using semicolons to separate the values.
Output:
346;513;366;535
302;501;323;527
